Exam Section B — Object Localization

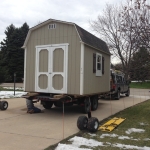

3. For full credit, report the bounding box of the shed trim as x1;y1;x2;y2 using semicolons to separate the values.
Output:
35;43;69;48
24;48;27;91
80;42;84;95
74;24;82;42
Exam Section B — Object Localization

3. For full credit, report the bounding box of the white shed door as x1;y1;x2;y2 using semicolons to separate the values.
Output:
35;44;68;93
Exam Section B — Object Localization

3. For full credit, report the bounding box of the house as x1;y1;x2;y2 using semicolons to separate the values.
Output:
22;19;111;96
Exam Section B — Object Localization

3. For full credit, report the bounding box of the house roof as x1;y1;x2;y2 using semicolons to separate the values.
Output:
22;19;110;55
75;24;110;54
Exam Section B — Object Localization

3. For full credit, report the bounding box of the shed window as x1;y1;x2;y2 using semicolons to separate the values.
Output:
96;53;102;76
48;24;56;29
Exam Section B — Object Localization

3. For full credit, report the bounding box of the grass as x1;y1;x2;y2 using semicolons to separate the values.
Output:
130;81;150;89
45;99;150;150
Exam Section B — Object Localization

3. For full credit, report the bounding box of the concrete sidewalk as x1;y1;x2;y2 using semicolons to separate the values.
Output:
0;88;150;150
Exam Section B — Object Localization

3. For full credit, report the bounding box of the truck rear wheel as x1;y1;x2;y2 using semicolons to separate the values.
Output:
0;101;8;110
90;96;98;111
116;90;120;100
42;101;53;109
77;116;88;130
87;117;99;132
125;88;130;96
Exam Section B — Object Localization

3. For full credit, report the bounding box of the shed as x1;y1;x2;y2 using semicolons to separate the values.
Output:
22;19;111;96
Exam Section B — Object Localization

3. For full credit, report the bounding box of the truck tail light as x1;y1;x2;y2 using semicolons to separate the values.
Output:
112;84;116;90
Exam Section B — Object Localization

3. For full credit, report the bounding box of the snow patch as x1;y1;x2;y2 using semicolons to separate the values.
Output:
88;133;96;137
112;143;150;150
69;136;105;148
0;91;27;99
126;128;145;134
55;143;92;150
100;134;118;138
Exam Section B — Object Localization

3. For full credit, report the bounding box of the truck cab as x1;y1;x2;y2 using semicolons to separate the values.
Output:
110;69;130;100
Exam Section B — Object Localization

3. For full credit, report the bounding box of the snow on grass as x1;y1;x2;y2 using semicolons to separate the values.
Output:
55;143;92;150
100;133;118;138
0;91;27;99
69;136;106;148
100;133;139;141
112;143;150;150
3;87;24;90
55;135;150;150
125;128;145;134
140;122;149;126
88;133;96;137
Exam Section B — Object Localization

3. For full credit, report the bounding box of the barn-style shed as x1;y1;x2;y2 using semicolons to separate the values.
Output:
22;19;111;96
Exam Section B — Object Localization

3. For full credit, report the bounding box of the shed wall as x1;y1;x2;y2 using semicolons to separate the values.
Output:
25;22;81;94
83;45;110;94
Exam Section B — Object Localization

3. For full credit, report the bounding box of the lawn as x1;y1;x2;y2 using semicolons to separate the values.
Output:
46;99;150;150
130;81;150;89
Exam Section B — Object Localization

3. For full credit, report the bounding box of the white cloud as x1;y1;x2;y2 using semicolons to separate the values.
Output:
0;0;125;42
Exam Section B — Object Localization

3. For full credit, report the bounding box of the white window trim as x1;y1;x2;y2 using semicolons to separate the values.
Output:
96;53;102;76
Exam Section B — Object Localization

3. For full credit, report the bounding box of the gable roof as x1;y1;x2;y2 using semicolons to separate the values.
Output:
22;19;110;55
75;24;110;54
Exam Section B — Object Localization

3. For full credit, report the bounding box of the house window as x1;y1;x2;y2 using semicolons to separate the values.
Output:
96;53;102;76
48;24;56;29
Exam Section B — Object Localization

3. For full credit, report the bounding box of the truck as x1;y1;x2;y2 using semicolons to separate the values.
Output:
110;69;130;100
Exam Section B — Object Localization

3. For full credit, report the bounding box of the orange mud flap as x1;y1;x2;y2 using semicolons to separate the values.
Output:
98;117;126;132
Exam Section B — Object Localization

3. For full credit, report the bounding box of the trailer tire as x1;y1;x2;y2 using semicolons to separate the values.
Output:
82;98;91;114
54;101;62;107
0;101;8;110
42;101;53;109
87;117;99;132
90;96;98;111
77;116;88;130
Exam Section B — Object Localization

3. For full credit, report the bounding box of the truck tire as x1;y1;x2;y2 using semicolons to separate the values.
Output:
90;96;98;111
125;88;130;96
0;101;8;110
77;116;88;130
116;90;120;100
87;117;99;132
82;98;91;114
42;101;53;109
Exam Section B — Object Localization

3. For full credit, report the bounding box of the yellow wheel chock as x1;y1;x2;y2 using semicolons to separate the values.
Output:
98;117;126;132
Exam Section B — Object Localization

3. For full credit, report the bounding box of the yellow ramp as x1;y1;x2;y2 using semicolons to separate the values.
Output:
98;117;126;132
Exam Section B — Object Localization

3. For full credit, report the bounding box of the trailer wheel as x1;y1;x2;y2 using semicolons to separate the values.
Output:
90;96;98;111
54;101;62;107
87;117;99;132
42;101;53;109
125;88;130;96
82;98;91;114
77;116;88;130
0;101;8;110
116;90;120;100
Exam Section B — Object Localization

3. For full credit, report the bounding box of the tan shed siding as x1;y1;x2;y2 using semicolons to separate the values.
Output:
25;22;81;94
83;45;110;94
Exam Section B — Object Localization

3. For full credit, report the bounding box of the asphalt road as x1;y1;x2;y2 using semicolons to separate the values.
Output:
0;88;150;150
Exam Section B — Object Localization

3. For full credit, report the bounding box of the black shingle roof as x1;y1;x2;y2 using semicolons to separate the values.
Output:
75;24;110;54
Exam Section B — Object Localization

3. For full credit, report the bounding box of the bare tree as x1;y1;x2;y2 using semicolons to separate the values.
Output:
91;0;150;79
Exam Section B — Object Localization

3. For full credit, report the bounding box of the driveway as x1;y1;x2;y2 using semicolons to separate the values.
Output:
0;88;150;150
